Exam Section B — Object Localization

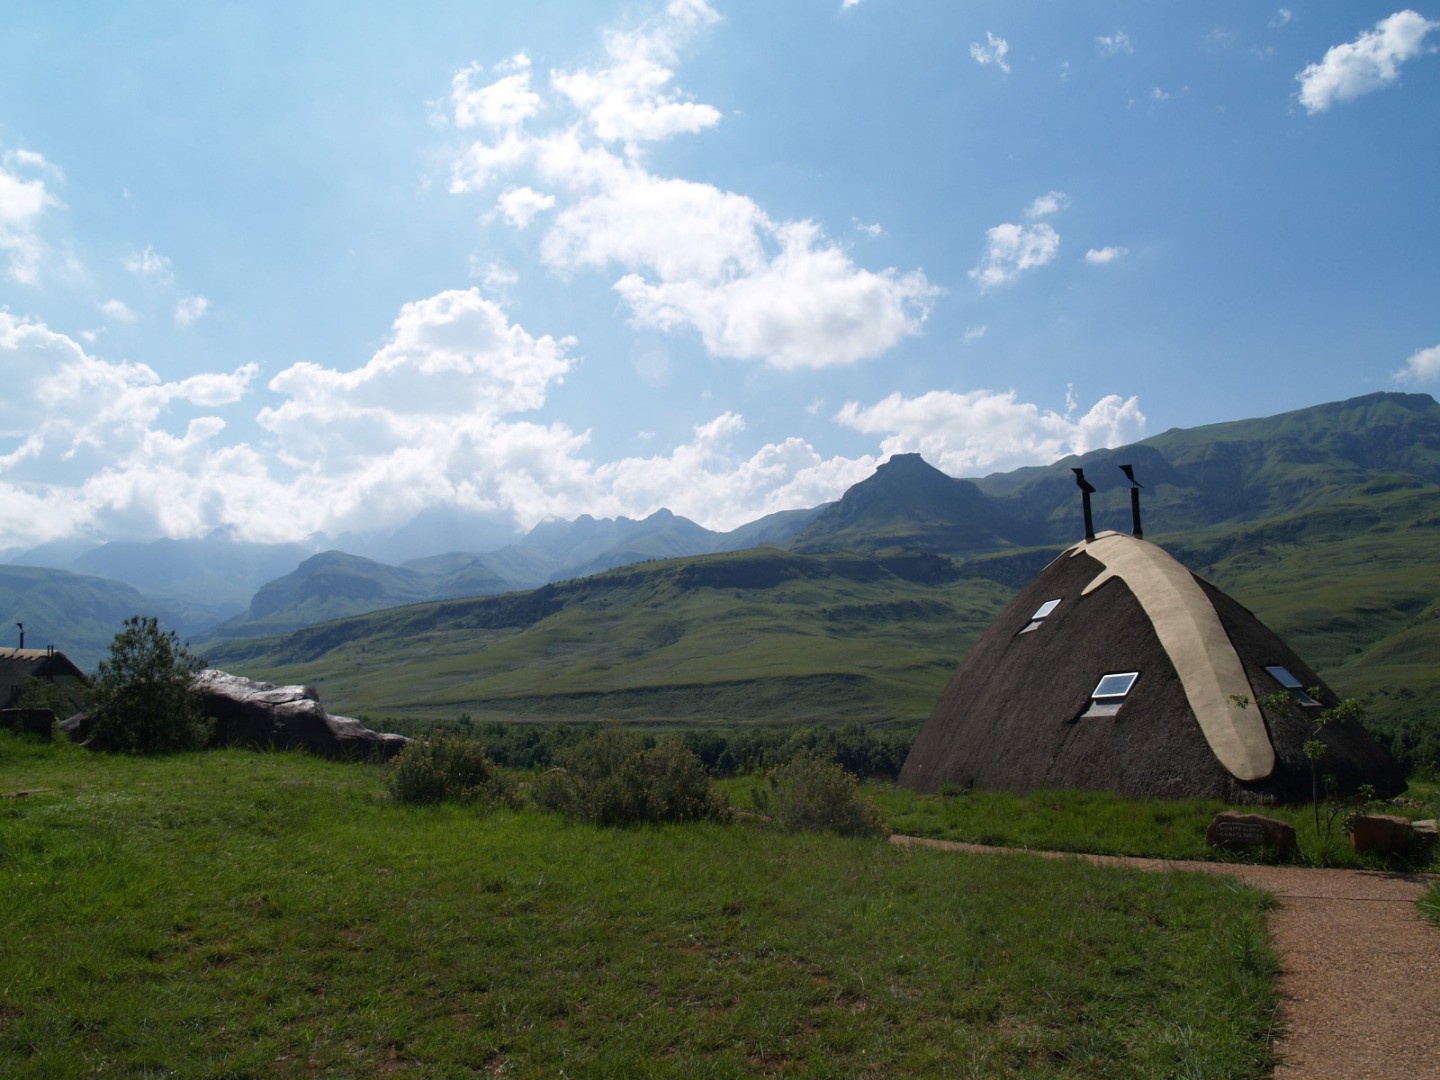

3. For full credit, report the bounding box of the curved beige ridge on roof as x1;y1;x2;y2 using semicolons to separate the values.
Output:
1069;532;1275;782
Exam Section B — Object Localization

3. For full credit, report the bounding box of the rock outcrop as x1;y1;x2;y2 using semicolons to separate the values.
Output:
60;670;408;760
192;670;408;760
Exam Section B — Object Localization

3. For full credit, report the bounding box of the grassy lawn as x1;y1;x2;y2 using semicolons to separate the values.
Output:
1;733;1278;1078
865;780;1440;871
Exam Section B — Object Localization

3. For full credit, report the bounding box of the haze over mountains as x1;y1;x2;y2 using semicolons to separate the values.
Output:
4;391;1437;679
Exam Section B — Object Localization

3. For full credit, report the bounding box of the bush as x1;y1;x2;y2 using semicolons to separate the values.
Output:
386;734;517;807
16;674;90;719
87;616;209;754
532;729;730;826
752;755;889;839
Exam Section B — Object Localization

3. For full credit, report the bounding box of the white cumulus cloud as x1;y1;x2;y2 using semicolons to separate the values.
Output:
612;218;935;369
174;295;209;326
835;389;1146;477
452;55;542;131
1085;246;1129;264
0;148;59;284
123;245;174;284
445;2;936;371
496;186;557;228
101;299;136;323
971;222;1060;290
1027;191;1070;218
552;0;722;145
0;311;261;546
1393;343;1440;383
970;193;1070;289
1297;10;1439;113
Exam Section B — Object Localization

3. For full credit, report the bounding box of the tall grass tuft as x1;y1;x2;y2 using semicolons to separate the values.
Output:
1421;880;1440;926
753;754;889;838
532;728;730;826
385;732;517;807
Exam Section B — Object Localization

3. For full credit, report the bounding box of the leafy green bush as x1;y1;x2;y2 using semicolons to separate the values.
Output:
752;755;889;839
16;674;90;719
532;729;729;826
86;616;209;754
386;733;517;807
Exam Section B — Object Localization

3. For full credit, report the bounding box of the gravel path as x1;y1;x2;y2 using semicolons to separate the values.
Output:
891;835;1439;1079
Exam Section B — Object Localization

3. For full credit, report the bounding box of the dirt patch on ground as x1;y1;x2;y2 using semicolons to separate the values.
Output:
892;835;1439;1079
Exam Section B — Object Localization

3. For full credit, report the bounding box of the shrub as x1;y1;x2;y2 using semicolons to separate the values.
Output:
752;755;889;839
532;729;730;826
16;674;90;719
386;733;517;807
87;616;209;754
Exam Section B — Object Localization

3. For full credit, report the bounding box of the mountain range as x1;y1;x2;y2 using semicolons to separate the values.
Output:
4;391;1437;737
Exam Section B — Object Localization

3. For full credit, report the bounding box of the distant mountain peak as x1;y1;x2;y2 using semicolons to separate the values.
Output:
878;452;931;470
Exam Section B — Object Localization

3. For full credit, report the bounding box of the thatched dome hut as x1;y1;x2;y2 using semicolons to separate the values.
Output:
899;531;1404;803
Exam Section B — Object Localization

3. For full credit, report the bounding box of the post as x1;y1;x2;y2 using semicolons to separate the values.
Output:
1118;464;1143;538
1072;468;1096;541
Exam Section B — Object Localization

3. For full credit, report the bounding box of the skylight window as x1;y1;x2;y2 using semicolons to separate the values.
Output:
1018;598;1062;634
1264;665;1321;707
1080;671;1138;719
1093;672;1138;698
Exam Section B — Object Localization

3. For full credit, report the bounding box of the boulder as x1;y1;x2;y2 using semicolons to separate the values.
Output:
191;669;407;760
1206;811;1298;856
59;672;406;760
1349;813;1414;856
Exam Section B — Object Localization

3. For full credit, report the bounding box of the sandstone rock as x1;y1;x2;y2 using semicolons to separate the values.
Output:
54;669;408;761
191;669;407;760
1206;810;1298;855
57;712;92;742
1349;813;1414;856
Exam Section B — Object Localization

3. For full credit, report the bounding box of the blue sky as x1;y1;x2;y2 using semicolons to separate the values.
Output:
2;2;1437;553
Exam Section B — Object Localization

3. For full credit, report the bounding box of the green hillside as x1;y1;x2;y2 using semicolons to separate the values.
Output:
211;493;1438;770
977;391;1440;540
212;548;1012;728
22;392;1440;768
0;566;165;670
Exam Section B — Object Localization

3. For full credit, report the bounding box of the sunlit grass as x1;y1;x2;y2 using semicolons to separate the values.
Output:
865;780;1440;871
2;734;1278;1078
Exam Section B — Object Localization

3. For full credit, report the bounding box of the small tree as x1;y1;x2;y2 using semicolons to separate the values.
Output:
87;616;208;754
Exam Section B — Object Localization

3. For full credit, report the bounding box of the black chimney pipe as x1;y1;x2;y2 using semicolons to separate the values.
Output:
1118;464;1143;539
16;622;23;650
1072;468;1096;541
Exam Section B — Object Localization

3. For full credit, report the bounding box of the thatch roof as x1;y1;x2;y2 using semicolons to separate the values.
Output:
900;531;1404;803
0;647;88;710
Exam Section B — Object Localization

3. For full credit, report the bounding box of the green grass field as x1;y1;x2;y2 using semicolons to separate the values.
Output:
1;734;1280;1078
212;550;1013;728
864;781;1440;871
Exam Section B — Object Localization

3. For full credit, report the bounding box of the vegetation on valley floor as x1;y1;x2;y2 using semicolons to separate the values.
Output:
1;731;1281;1078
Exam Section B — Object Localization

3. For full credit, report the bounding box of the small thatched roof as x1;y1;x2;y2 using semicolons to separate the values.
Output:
0;647;88;710
900;531;1404;803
